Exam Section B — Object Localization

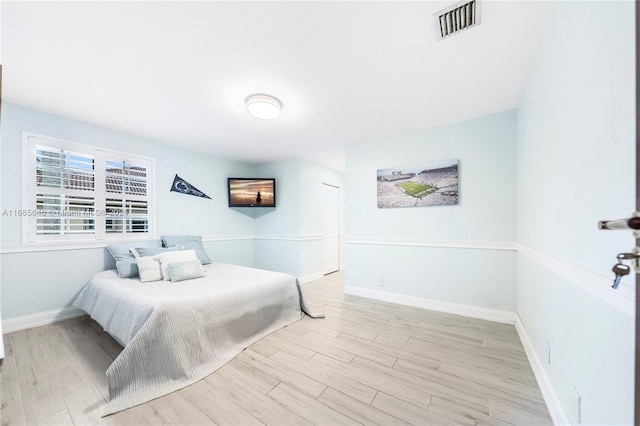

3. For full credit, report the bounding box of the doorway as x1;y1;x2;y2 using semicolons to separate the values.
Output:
322;184;340;275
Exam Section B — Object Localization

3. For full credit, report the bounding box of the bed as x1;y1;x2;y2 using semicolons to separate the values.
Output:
73;261;321;415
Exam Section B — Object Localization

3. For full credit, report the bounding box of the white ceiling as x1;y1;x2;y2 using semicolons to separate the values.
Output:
2;1;552;172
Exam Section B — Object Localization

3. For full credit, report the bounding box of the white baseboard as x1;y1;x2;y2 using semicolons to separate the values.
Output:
344;286;516;324
2;307;85;334
515;315;570;426
299;272;325;284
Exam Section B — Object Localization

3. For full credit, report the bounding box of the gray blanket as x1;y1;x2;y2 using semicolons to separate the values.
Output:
73;263;323;415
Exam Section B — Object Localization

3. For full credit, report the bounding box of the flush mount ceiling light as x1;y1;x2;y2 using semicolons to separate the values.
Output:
246;94;282;120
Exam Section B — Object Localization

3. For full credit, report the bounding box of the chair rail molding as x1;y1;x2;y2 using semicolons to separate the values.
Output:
345;237;517;251
517;243;634;318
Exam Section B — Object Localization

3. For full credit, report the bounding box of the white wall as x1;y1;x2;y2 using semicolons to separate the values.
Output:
345;110;518;312
0;102;257;319
516;2;635;424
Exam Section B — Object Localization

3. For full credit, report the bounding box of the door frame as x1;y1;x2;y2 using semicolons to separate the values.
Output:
321;182;341;275
635;1;639;423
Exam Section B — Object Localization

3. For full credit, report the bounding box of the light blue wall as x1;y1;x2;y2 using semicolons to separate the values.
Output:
1;249;117;319
1;103;258;243
346;110;517;242
1;102;257;318
254;159;302;237
345;110;518;310
518;256;634;425
516;2;635;424
517;3;635;274
0;104;347;319
253;159;303;276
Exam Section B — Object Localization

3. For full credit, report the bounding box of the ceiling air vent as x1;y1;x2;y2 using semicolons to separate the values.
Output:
436;0;480;40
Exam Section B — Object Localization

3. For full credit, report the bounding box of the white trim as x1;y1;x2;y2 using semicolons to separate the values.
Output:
340;263;346;271
515;315;570;426
21;131;156;243
201;235;255;243
0;239;156;254
21;133;30;244
2;241;114;254
0;235;256;253
345;238;517;251
518;244;635;318
2;307;85;334
21;131;156;163
299;272;325;284
344;286;516;324
255;234;323;242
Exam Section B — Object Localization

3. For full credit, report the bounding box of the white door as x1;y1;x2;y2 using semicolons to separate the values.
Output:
322;184;340;275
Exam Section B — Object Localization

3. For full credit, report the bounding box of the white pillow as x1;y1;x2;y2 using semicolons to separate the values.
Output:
136;256;163;283
156;249;199;281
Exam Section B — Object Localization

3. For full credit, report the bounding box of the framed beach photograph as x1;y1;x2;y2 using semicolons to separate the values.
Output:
377;159;459;208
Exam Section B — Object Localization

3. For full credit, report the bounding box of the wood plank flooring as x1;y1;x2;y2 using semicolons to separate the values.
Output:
0;272;553;425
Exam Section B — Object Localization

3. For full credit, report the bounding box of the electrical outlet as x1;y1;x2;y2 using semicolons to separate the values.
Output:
544;341;551;365
376;276;384;287
573;387;582;423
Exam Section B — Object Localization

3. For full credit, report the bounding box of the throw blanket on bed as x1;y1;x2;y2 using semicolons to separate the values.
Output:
73;263;323;415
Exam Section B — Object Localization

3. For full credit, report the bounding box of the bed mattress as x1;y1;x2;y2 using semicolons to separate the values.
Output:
73;262;315;415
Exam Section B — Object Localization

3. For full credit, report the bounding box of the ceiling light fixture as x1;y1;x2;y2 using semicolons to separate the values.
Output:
246;94;282;120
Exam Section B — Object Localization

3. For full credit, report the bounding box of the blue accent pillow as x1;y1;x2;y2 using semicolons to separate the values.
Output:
106;239;162;278
130;246;183;258
168;259;205;283
160;235;211;265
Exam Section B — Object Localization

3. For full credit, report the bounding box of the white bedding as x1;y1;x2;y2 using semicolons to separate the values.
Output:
75;262;293;346
73;262;321;415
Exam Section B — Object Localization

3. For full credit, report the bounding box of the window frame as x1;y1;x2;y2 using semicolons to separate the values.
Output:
21;132;156;244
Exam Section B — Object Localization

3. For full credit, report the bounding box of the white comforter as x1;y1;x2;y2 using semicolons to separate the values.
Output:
73;262;319;415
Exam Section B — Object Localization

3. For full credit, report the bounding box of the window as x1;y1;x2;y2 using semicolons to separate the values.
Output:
22;133;154;242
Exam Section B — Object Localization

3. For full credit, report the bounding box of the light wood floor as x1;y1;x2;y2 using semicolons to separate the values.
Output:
1;272;552;426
